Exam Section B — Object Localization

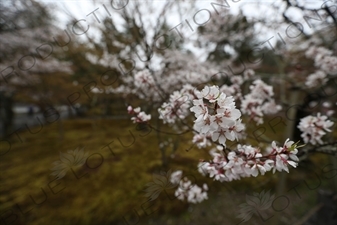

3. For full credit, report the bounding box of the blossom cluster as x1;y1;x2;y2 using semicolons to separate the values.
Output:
192;133;212;149
297;113;334;145
170;170;208;204
306;46;337;75
218;69;256;101
123;52;334;195
109;50;220;102
305;70;328;88
158;84;195;124
190;85;245;147
134;69;155;89
219;76;243;100
240;79;282;125
198;139;300;182
127;106;151;123
303;46;337;89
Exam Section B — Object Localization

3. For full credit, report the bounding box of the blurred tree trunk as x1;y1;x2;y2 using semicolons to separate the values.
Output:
0;91;14;138
272;88;302;225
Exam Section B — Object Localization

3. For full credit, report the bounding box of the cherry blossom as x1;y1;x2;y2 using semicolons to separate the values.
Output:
320;56;337;75
297;113;334;145
243;69;256;81
170;170;183;184
241;79;282;125
190;85;245;147
230;75;244;85
305;46;337;76
305;46;332;60
120;29;336;204
158;84;195;124
192;133;212;149
219;84;239;99
305;71;328;88
127;105;151;123
198;139;301;182
170;170;208;204
134;70;155;89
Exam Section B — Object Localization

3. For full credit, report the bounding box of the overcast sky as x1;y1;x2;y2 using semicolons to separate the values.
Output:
33;0;334;58
39;0;331;34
